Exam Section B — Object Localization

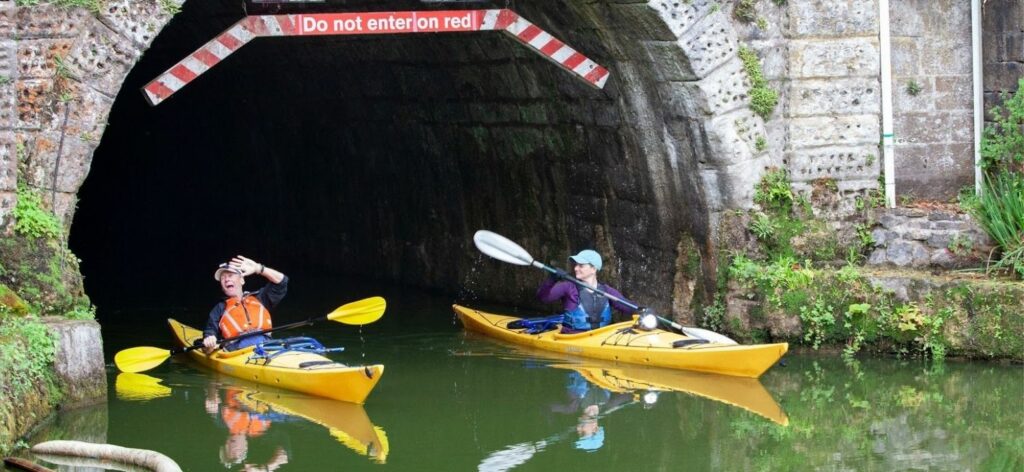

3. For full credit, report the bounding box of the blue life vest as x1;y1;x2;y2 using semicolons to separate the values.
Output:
562;287;612;331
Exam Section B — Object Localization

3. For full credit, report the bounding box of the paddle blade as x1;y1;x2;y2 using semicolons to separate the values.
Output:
114;346;172;373
327;296;387;326
473;230;534;266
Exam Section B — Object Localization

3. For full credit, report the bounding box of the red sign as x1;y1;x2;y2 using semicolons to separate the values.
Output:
296;10;482;35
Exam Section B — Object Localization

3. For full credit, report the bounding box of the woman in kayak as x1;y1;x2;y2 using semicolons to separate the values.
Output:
203;255;288;352
536;249;636;333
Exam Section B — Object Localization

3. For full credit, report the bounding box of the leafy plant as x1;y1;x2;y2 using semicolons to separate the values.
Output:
965;172;1024;277
979;78;1024;173
947;234;973;256
755;135;767;152
734;0;757;23
799;299;835;349
842;303;870;360
158;0;181;15
756;17;768;30
905;80;922;96
702;300;726;333
13;186;63;239
754;167;793;213
750;212;778;241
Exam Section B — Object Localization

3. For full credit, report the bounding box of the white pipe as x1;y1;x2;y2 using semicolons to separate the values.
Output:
972;0;984;195
879;0;896;208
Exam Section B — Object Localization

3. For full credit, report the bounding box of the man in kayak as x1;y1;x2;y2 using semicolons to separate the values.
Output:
203;255;288;352
536;249;635;333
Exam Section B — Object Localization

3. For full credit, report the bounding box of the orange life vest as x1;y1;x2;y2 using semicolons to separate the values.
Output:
218;294;272;339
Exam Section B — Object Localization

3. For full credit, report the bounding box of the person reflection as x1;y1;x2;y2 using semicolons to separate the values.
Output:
550;371;633;452
206;385;290;471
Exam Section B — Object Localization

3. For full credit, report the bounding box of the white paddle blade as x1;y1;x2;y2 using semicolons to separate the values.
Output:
683;327;738;345
473;230;535;266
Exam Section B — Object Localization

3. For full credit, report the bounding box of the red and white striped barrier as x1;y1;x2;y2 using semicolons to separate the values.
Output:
142;9;610;106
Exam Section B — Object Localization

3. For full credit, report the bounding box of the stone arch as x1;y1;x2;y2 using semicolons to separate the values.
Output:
7;0;763;317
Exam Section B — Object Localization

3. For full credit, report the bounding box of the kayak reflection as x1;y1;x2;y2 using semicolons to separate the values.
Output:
549;361;789;426
114;372;389;465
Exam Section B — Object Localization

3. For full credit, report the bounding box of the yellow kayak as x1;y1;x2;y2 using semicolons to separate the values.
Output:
168;318;383;404
454;305;787;378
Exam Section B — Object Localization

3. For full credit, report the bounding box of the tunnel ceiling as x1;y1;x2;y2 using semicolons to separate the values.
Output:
69;0;711;311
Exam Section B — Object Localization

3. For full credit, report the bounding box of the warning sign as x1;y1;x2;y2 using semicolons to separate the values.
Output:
297;11;482;35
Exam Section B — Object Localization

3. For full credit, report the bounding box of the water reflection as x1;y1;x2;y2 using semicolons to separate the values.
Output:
114;372;388;467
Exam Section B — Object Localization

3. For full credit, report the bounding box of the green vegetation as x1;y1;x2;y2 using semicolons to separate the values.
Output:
755;135;767;152
738;46;779;120
905;79;922;96
158;0;182;15
734;0;757;23
961;77;1024;278
13;186;62;240
16;0;104;12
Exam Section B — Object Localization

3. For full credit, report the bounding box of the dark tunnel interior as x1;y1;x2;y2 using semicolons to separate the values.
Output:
68;0;635;314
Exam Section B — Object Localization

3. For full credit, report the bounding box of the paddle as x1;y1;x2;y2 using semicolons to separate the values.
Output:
473;230;737;344
114;296;387;373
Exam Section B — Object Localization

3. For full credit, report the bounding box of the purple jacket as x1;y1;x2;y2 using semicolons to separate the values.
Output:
536;278;635;315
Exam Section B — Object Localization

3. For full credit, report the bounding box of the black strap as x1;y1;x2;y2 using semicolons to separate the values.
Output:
673;339;710;348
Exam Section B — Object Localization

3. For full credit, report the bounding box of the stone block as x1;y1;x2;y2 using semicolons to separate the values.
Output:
650;0;719;38
16;38;73;80
984;62;1023;92
789;38;880;78
786;145;879;183
55;80;110;142
0;190;13;230
933;76;970;111
895;143;975;201
888;2;924;36
48;318;106;407
677;12;739;79
12;5;88;39
789;77;880;117
699;154;769;211
0;76;14;129
0;130;14;191
0;39;14;79
16;78;54;130
890;37;921;77
921;34;973;76
666;57;748;117
788;0;877;37
642;40;697;81
703;109;764;167
64;18;142;98
99;0;178;49
789;115;879;147
894;111;973;145
607;3;676;41
893;76;934;113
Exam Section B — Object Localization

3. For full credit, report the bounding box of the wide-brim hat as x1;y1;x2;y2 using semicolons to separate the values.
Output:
214;263;243;281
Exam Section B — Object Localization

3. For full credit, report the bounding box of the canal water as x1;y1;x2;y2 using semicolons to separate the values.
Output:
11;277;1024;471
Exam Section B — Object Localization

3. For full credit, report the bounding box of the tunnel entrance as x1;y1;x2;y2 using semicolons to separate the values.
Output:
69;0;712;317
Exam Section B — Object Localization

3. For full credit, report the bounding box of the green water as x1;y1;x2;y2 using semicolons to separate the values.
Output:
13;281;1024;471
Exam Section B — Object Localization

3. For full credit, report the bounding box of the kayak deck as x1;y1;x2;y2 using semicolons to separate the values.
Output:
453;304;787;378
168;318;383;404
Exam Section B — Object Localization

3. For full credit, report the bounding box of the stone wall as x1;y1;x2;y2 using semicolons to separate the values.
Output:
867;207;994;269
983;0;1023;115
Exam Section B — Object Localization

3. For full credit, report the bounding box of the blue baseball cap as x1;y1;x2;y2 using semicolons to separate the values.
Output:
569;250;602;271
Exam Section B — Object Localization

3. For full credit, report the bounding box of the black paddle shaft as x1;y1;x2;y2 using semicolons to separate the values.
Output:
179;315;327;354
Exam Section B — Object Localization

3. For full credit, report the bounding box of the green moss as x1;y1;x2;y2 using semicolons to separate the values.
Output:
0;284;30;317
738;46;779;120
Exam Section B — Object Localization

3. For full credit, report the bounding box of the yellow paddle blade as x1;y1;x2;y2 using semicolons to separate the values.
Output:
327;296;386;326
114;346;172;373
